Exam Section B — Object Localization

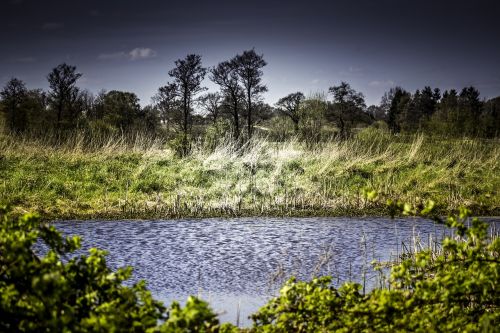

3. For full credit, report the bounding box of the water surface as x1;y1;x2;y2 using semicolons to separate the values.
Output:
45;217;498;326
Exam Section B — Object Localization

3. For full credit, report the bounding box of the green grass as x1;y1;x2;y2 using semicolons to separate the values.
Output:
0;129;498;219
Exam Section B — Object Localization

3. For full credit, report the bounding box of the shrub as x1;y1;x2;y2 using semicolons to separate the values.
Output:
250;202;500;332
0;206;226;332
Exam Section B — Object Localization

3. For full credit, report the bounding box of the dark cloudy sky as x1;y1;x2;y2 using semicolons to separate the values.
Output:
1;0;499;106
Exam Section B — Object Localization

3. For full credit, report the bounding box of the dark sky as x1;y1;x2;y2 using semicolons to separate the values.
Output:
1;0;500;106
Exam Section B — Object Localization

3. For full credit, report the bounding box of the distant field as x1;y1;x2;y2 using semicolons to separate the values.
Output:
0;130;498;219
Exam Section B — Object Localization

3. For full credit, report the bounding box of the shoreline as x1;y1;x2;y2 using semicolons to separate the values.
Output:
32;205;500;222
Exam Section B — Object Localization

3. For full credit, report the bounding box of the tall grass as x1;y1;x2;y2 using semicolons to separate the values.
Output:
0;129;498;219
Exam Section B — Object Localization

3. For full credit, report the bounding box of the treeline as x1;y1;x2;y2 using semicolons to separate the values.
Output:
375;86;500;137
1;49;499;153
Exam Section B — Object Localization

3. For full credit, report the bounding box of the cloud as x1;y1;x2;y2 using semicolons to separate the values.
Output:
42;22;64;30
129;48;157;60
98;48;157;61
369;80;395;87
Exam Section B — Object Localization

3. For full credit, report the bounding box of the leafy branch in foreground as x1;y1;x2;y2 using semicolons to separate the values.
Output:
0;206;229;332
250;199;500;332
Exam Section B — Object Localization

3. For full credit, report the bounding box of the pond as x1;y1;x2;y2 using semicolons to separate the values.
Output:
44;217;499;326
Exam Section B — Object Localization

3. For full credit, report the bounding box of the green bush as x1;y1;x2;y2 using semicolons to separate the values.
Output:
250;202;500;332
0;206;226;332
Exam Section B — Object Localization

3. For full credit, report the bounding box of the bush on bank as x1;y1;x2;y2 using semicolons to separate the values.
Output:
251;203;499;332
0;206;227;332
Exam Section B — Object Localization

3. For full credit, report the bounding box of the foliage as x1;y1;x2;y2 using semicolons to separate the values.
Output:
167;54;207;155
153;83;180;132
199;92;223;124
210;60;244;140
0;207;228;332
233;49;267;139
47;63;83;129
297;93;328;145
103;91;140;130
275;92;305;133
327;82;368;139
250;201;500;332
0;78;28;133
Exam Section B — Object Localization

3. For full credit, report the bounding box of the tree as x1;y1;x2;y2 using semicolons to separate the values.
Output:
419;86;440;118
0;78;28;133
429;89;459;136
87;89;106;121
379;87;399;123
386;87;410;133
199;92;222;124
406;86;440;130
459;86;482;136
168;54;207;154
481;96;500;137
168;54;207;135
397;92;418;132
47;63;83;130
138;105;160;134
275;92;305;133
210;60;243;139
328;82;367;138
23;89;49;133
152;83;180;134
234;49;267;139
78;89;95;119
101;90;141;132
299;93;328;145
366;105;386;121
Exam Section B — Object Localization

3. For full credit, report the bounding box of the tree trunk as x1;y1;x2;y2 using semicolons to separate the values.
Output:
182;90;189;156
247;88;252;139
183;91;188;135
233;94;239;139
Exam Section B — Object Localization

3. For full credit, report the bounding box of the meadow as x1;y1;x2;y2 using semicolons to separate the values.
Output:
1;128;498;220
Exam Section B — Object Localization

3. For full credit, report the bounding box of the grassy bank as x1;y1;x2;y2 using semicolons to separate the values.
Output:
0;129;498;219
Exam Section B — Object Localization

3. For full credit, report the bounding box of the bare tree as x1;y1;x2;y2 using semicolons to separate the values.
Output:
199;92;222;123
47;63;82;129
168;54;207;138
275;92;305;132
234;49;267;139
210;60;243;139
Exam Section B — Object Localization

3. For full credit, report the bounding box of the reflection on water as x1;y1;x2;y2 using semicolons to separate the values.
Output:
39;217;498;326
